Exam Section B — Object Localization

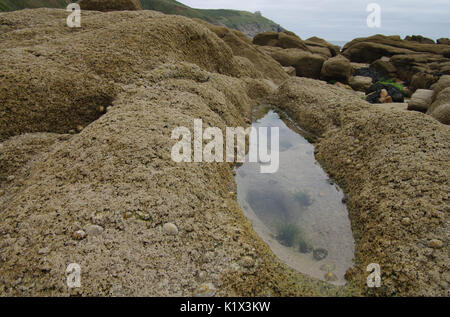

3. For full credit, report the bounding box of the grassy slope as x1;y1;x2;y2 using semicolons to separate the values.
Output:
139;0;279;31
0;0;280;35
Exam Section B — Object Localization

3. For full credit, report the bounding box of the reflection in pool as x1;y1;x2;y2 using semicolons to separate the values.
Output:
235;106;355;285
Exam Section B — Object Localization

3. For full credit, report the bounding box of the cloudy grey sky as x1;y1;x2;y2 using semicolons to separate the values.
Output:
182;0;450;42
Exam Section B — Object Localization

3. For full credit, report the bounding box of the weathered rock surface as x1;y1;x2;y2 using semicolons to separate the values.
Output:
306;36;340;56
427;87;450;124
371;57;397;78
262;48;326;79
343;35;450;62
349;76;372;92
78;0;142;11
0;8;448;298
405;35;435;45
193;21;289;85
306;44;332;58
273;77;449;296
320;55;352;83
253;31;310;51
343;35;450;92
430;75;450;96
0;8;342;297
408;89;435;112
437;38;450;45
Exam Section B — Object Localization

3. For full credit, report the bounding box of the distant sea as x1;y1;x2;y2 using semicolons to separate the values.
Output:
329;41;349;48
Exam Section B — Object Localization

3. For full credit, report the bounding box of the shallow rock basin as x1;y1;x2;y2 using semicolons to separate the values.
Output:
235;106;355;285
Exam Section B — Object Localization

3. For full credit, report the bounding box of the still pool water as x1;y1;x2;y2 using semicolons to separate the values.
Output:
235;106;355;285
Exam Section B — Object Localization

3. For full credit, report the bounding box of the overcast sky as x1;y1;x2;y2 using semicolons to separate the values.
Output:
182;0;450;42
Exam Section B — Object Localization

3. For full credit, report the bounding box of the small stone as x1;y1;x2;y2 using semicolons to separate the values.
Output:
401;217;411;226
163;223;178;236
73;230;87;240
7;175;15;181
0;143;3;151
241;256;255;268
68;129;76;134
98;106;105;112
428;239;444;249
38;247;50;255
324;272;338;282
313;248;328;261
86;225;104;236
345;159;352;165
194;283;216;297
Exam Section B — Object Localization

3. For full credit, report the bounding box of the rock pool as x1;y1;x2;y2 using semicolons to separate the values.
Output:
235;106;355;285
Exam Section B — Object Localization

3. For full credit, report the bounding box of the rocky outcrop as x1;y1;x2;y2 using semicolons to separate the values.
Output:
342;40;413;64
273;77;450;296
437;38;450;45
1;8;448;298
193;21;289;85
78;0;142;11
389;54;447;90
0;8;338;297
430;75;450;96
343;35;450;61
408;89;435;112
410;71;439;92
253;31;310;51
258;46;325;79
371;57;397;79
349;76;372;92
428;86;450;124
320;55;352;83
306;36;340;56
343;35;450;93
405;35;435;45
252;32;345;80
270;49;326;79
306;45;332;58
303;36;340;58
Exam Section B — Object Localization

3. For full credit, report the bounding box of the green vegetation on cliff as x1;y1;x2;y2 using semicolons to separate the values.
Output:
140;0;280;35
